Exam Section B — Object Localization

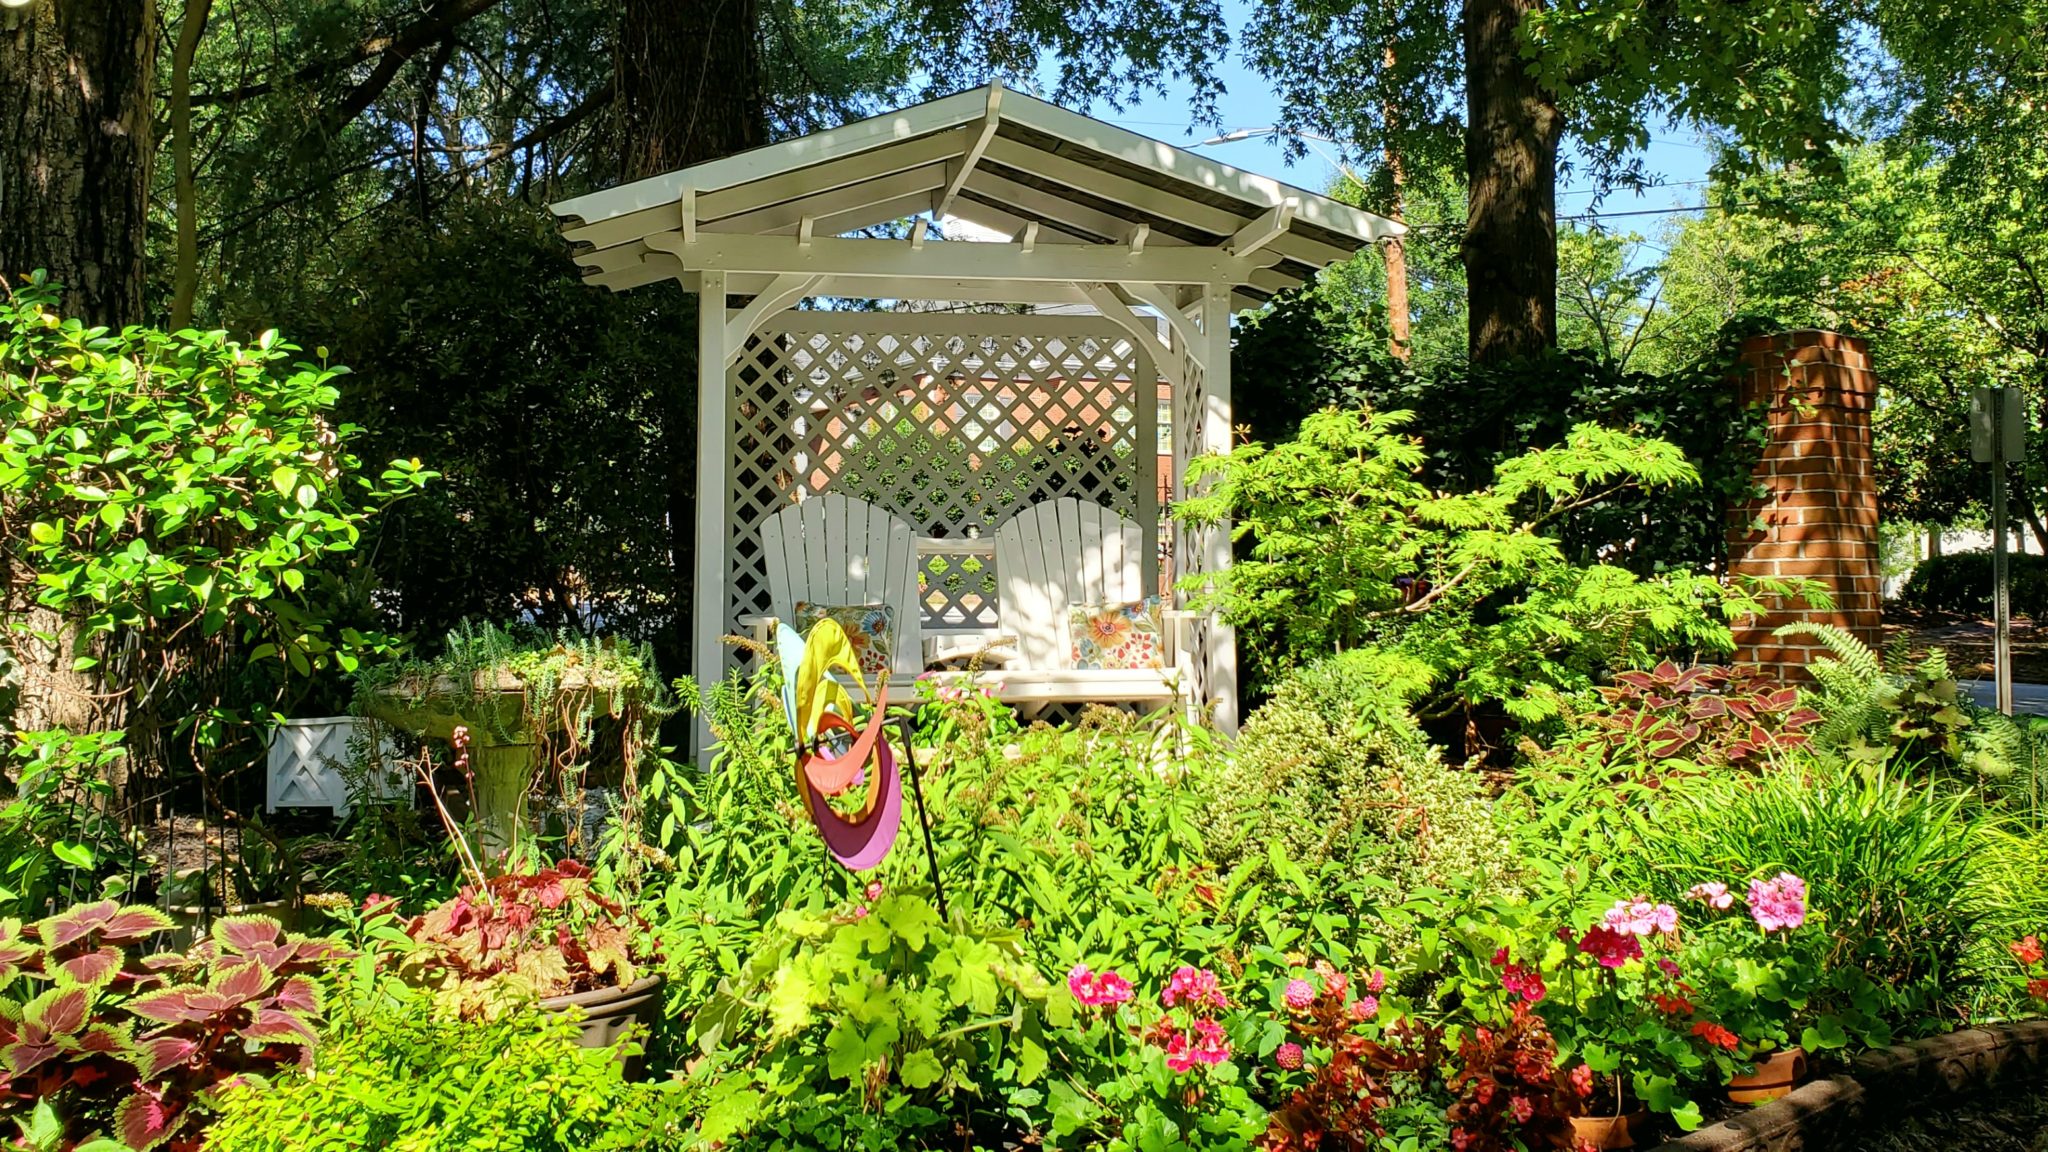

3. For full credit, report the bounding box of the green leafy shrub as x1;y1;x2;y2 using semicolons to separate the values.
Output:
0;731;135;918
1787;623;2047;805
1199;651;1517;940
1175;404;1812;720
206;1007;689;1152
1898;549;2048;619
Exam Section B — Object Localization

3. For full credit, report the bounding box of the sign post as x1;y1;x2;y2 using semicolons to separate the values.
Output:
1971;386;2024;715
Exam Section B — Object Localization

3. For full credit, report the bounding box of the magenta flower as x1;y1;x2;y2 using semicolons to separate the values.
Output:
1161;965;1228;1010
1067;964;1134;1008
1284;978;1317;1011
1748;872;1808;932
1366;969;1387;995
1578;925;1645;968
1162;1019;1231;1073
1275;1041;1305;1070
1686;881;1735;910
1349;994;1380;1021
864;881;885;902
1657;958;1682;978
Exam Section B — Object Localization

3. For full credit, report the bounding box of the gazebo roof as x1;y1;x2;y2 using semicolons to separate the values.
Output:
550;82;1402;310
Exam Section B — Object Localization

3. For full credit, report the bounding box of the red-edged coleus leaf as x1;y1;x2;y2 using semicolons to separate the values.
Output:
1783;708;1824;732
239;1008;318;1047
54;945;124;988
1651;660;1682;682
1612;670;1658;692
127;985;209;1026
36;900;117;949
1688;696;1729;719
116;1088;182;1152
211;915;282;957
1726;698;1758;722
65;1020;134;1060
1762;687;1799;712
23;985;90;1037
100;905;177;944
210;959;272;1004
132;1034;202;1080
267;975;322;1016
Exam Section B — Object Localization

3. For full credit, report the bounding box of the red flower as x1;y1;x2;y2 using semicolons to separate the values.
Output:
1649;991;1695;1016
2028;978;2048;1001
1569;1063;1594;1098
1577;925;1643;969
1691;1021;1740;1051
2011;936;2045;966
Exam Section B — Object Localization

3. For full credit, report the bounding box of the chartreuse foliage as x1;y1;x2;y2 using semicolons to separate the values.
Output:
206;1008;691;1152
0;904;343;1150
1175;405;1815;719
684;890;1064;1150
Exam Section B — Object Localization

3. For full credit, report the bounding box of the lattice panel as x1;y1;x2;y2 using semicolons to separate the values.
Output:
1172;357;1215;710
724;314;1158;668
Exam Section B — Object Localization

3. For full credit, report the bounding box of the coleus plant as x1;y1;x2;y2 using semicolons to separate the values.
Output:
1579;662;1820;767
390;858;649;1020
0;901;346;1151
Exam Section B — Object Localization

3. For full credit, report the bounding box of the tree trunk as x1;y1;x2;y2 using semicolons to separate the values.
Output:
1461;0;1560;363
1381;41;1412;362
618;0;764;180
0;0;155;328
616;0;766;686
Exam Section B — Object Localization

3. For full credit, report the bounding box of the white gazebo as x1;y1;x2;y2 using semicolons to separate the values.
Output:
548;82;1400;750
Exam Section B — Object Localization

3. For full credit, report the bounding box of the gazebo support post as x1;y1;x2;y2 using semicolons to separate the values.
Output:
1200;283;1238;734
693;269;728;760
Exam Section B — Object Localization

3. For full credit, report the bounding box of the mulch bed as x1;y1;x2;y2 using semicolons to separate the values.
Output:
1883;607;2048;683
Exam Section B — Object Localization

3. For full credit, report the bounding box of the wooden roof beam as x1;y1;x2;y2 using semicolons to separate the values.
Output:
933;80;1003;220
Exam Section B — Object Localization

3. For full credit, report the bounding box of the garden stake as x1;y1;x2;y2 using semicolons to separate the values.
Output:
896;712;949;918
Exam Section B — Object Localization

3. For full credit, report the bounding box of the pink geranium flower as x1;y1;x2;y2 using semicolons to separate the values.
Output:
1687;881;1735;910
1161;965;1228;1010
1603;897;1679;938
1067;964;1134;1008
1748;872;1808;932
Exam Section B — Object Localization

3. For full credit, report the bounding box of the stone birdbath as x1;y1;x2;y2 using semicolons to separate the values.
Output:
362;669;630;859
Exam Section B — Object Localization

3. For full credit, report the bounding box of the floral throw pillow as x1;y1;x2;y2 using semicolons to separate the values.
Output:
795;602;896;677
1068;597;1165;671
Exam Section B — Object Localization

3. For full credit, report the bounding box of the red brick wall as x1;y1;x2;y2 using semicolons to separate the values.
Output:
1725;331;1881;678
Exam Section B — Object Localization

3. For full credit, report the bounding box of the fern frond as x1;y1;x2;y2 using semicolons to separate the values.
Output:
1774;621;1886;685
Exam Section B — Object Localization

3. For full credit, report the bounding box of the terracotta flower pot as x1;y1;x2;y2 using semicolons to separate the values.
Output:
538;973;664;1078
1570;1112;1645;1150
1727;1046;1806;1104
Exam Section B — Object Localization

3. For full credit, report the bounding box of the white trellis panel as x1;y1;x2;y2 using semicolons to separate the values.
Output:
721;313;1160;676
266;717;407;818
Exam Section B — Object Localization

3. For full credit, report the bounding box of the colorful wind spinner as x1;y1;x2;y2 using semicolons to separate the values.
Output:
775;619;905;871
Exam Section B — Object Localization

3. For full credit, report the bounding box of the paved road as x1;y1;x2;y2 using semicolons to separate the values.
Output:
1961;680;2048;717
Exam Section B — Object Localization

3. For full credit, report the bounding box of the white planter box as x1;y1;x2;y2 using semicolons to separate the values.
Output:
265;717;408;818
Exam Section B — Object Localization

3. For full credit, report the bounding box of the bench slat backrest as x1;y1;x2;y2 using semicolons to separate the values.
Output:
759;493;922;674
994;498;1145;670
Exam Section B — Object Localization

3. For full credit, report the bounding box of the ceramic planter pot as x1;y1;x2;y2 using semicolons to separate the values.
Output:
538;973;664;1078
1727;1046;1807;1104
1570;1112;1645;1150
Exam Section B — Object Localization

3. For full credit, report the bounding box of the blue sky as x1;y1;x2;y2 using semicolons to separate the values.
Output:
1064;0;1718;229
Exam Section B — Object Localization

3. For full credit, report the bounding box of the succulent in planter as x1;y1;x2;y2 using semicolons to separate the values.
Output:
384;859;656;1023
0;901;347;1151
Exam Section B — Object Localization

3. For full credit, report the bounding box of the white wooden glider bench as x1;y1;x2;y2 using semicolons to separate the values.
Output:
741;493;1201;710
